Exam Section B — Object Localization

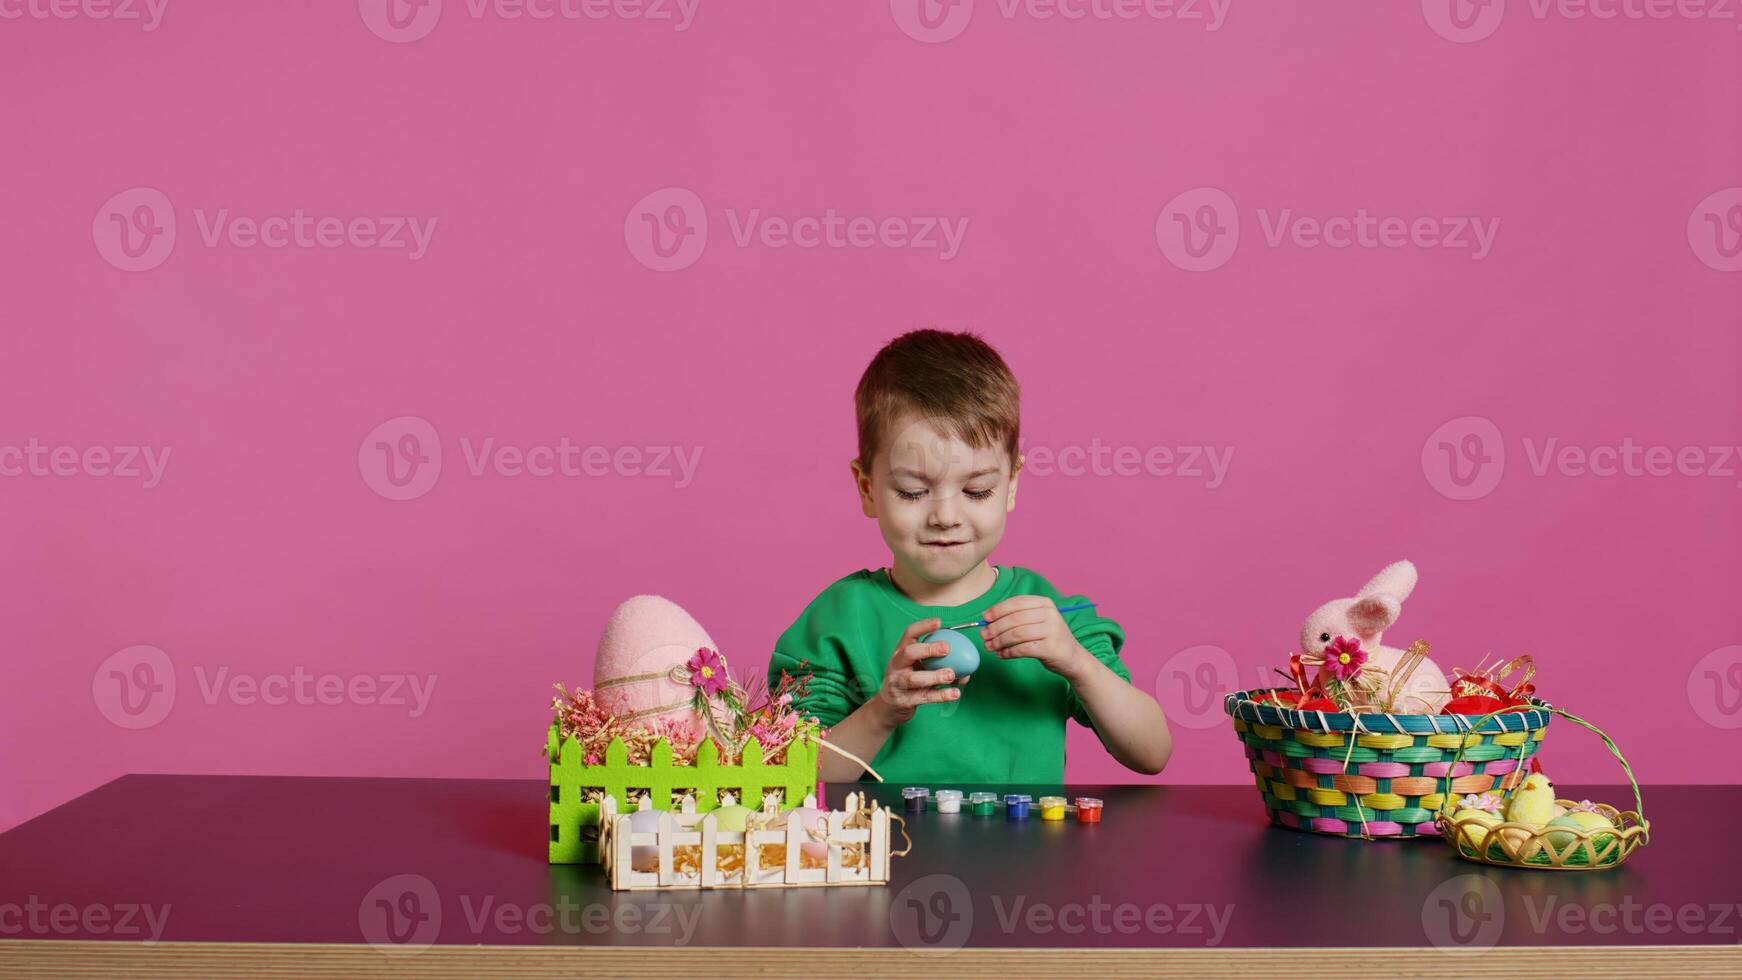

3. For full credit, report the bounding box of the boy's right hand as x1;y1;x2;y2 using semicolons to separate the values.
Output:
873;617;965;726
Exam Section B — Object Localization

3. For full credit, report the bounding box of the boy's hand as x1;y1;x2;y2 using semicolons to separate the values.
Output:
872;617;964;726
981;596;1093;678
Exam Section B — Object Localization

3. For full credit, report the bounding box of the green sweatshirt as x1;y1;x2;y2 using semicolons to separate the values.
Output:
766;565;1130;783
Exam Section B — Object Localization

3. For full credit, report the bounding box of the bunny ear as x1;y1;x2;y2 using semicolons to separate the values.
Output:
1347;594;1401;635
1357;560;1418;604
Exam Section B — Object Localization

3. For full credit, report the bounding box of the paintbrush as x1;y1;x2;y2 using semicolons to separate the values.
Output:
944;602;1096;631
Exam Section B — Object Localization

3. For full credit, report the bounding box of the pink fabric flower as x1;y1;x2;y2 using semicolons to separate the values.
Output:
1459;792;1503;813
686;647;729;697
1324;636;1367;680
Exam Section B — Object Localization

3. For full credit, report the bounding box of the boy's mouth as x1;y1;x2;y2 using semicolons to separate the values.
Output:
921;540;968;549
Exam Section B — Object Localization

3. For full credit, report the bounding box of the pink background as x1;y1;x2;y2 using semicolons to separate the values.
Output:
3;1;1740;833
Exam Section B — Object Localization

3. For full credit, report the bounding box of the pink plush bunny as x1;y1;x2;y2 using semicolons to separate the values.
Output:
1299;560;1450;713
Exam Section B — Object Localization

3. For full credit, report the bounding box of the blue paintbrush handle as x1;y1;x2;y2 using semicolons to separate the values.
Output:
946;602;1095;631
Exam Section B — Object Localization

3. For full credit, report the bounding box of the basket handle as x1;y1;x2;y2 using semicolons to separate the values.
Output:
1438;706;1644;824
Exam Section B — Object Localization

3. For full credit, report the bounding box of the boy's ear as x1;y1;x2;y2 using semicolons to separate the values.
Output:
1006;453;1022;512
849;459;877;518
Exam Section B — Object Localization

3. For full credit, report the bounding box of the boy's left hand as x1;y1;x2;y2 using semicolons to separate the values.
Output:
980;596;1093;678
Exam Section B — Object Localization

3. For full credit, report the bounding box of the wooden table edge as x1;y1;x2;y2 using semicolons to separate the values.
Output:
2;940;1740;977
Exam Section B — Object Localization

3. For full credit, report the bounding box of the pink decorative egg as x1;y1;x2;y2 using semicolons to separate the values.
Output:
592;595;718;728
789;807;830;861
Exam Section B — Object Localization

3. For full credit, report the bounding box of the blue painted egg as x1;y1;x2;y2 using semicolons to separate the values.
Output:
919;628;981;679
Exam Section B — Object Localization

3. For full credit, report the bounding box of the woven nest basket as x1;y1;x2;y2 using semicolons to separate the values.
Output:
1434;705;1648;870
1223;688;1552;839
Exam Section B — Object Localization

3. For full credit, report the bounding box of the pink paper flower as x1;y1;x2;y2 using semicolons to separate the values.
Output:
687;647;729;697
1324;636;1367;680
1459;792;1503;813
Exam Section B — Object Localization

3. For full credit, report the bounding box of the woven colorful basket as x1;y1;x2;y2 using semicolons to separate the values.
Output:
1223;687;1553;839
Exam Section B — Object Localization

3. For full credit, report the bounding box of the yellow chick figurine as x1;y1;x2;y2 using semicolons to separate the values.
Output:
1495;771;1556;859
1505;772;1557;826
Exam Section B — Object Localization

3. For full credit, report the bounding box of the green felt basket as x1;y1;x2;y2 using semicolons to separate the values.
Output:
547;725;820;864
1223;688;1552;840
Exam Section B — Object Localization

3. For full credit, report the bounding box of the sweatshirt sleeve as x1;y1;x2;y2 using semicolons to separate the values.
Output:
1061;598;1130;729
767;587;865;729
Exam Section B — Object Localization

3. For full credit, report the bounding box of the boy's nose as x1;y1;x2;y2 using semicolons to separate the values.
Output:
928;502;961;527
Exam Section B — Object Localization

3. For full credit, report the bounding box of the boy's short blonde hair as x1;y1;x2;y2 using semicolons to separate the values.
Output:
854;329;1022;473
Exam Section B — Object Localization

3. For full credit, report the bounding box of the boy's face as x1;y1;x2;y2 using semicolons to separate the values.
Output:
851;411;1021;586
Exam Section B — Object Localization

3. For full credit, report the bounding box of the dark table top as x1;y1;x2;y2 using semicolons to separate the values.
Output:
0;775;1733;951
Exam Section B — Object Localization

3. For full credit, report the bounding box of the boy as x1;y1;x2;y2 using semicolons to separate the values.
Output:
767;329;1172;783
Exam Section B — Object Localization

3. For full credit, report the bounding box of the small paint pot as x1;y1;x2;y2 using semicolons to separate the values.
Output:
1074;797;1103;824
969;792;998;815
902;787;931;812
934;789;963;814
1004;794;1033;820
1038;796;1067;821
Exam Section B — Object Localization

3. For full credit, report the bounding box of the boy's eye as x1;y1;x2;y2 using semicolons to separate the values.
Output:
965;488;995;500
896;489;926;501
